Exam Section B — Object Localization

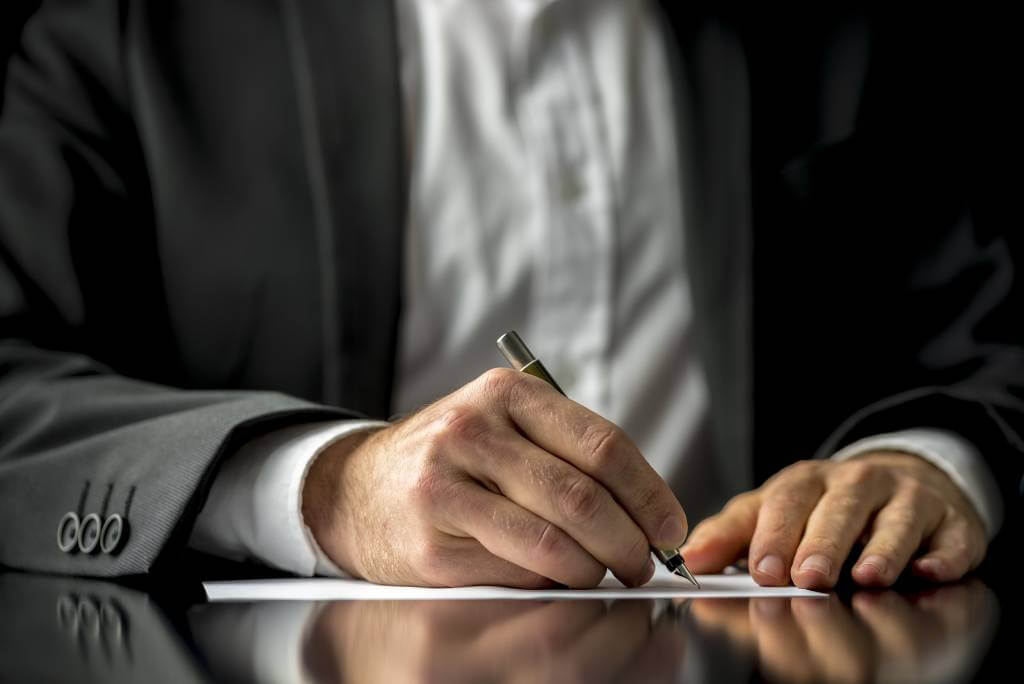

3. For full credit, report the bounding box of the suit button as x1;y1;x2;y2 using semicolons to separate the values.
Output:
77;513;102;554
57;512;80;553
100;514;125;554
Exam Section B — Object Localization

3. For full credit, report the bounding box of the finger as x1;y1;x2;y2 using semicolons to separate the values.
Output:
556;600;653;683
475;600;606;667
480;369;687;550
428;536;558;589
444;480;606;588
680;494;760;573
791;595;874;683
689;599;755;645
621;611;687;684
468;434;654;587
791;470;891;589
748;468;824;586
851;486;944;587
747;599;816;684
851;591;934;665
412;599;545;633
907;579;995;637
911;511;985;583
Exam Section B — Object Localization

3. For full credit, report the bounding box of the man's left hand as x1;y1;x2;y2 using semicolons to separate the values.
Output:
680;452;988;589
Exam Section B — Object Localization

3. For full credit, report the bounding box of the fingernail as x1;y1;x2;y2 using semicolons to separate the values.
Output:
858;554;888;577
755;555;785;582
915;558;945;578
799;555;832;577
754;599;783;617
659;516;686;547
794;596;830;617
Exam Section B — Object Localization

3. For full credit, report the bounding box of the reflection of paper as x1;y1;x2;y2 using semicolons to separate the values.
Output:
204;566;827;601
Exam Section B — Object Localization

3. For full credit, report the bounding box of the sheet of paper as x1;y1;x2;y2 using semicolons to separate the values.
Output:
204;566;827;601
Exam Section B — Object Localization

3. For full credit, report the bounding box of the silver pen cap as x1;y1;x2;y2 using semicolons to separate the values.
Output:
496;331;565;395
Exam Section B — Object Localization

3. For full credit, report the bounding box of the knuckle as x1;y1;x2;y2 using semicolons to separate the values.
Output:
412;541;455;585
639;486;676;530
477;367;522;404
802;534;843;559
532;520;570;560
558;476;605;525
881;505;919;533
759;510;794;540
941;535;972;559
772;459;818;484
434;405;489;446
582;425;625;470
722;492;750;512
840;460;874;483
410;467;457;514
827;490;865;514
898;480;934;505
763;489;813;515
789;459;820;477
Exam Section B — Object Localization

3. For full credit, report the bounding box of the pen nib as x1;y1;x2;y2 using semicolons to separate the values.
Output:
673;564;701;589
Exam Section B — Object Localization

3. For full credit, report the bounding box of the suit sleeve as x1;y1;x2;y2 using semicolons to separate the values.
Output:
816;221;1024;567
785;16;1023;568
0;0;351;576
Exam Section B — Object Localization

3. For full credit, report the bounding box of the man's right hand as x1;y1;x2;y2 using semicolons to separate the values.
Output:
301;368;688;588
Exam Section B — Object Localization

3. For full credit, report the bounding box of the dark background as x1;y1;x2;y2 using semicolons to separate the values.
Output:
1;0;41;109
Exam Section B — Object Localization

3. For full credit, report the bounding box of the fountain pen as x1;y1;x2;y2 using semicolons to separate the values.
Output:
496;330;700;588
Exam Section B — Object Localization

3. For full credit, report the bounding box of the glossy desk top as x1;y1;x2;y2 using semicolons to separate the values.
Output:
0;570;1015;683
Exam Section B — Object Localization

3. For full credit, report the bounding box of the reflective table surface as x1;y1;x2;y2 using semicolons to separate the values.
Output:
1;569;1015;683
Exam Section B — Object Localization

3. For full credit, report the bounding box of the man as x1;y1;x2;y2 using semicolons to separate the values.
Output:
0;1;1019;589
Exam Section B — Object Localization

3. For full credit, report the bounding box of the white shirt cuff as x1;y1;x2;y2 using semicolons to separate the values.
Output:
830;428;1004;539
188;419;388;576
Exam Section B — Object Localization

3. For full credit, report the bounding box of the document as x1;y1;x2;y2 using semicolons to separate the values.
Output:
204;566;827;601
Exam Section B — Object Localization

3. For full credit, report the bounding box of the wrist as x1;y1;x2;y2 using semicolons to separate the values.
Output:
302;428;380;577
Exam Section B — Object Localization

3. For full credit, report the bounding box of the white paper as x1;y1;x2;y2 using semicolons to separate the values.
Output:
204;566;827;602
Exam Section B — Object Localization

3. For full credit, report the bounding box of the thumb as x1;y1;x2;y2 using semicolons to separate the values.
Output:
680;495;759;573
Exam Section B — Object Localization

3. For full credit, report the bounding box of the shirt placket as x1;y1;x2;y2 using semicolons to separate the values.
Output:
519;8;614;414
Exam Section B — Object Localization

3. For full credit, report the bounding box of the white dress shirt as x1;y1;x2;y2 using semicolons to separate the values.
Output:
188;0;1002;575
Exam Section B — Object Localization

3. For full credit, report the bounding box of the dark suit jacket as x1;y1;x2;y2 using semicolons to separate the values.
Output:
1;1;1020;576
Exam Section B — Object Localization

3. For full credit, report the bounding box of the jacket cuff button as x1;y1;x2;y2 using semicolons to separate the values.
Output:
57;512;80;553
100;514;125;555
77;513;102;554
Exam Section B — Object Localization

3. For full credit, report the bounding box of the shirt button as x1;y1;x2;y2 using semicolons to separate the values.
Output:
560;173;584;202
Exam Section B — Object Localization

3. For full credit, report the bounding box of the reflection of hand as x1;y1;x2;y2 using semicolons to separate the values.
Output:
688;580;997;684
303;368;687;588
304;599;685;683
682;452;987;589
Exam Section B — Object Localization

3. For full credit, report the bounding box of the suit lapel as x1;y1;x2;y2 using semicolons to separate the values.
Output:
278;0;406;417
